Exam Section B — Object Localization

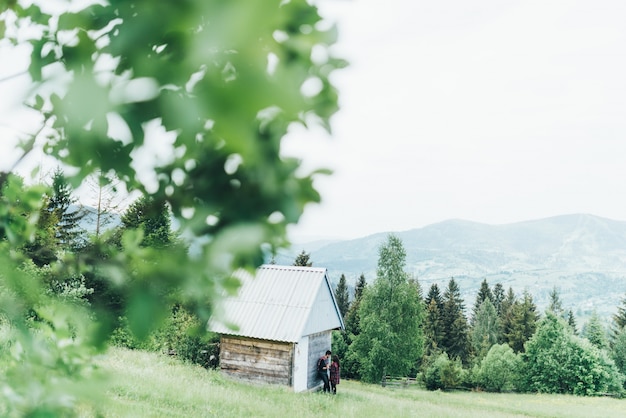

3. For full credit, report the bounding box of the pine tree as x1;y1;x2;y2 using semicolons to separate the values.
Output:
472;279;493;326
583;310;608;350
341;273;367;379
503;290;539;353
423;283;445;358
354;273;367;302
612;327;626;377
349;235;424;382
293;250;312;267
567;309;578;335
334;274;350;318
547;286;564;317
344;274;367;338
613;294;626;334
492;282;505;316
470;299;500;359
442;278;471;364
48;167;86;250
498;287;517;344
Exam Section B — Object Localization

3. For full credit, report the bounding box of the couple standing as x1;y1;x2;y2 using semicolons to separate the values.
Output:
317;350;340;394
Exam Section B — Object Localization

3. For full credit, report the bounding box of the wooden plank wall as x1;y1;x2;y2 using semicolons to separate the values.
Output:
220;336;293;386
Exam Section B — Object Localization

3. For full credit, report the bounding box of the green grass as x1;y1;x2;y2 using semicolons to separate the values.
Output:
87;348;624;418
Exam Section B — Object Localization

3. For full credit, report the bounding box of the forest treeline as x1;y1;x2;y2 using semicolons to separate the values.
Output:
295;237;626;396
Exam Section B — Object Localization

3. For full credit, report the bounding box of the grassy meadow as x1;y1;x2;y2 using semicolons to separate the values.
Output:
77;348;626;417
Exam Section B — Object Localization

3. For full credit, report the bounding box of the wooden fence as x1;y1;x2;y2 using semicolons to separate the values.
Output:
381;375;418;388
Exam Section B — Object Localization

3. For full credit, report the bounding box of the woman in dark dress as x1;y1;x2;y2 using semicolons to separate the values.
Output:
329;355;340;394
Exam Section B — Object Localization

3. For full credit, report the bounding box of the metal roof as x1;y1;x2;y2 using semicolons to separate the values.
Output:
208;264;345;343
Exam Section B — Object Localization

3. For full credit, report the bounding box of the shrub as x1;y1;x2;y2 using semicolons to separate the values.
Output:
473;343;521;392
521;312;625;395
110;316;151;350
423;352;466;390
160;307;220;368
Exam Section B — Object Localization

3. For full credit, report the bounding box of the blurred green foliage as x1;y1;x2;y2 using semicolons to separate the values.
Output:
0;0;343;414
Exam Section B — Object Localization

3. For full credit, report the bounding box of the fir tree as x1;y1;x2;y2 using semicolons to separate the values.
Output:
547;286;564;317
613;294;626;334
503;290;539;353
583;310;608;350
344;274;367;337
442;278;471;364
472;279;493;326
471;299;500;359
354;273;367;302
334;274;350;318
48;167;86;250
293;250;312;267
341;274;367;379
492;282;505;316
498;287;517;344
612;327;626;377
423;283;445;358
567;309;578;335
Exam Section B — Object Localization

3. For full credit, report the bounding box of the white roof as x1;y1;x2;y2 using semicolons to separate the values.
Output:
208;264;345;343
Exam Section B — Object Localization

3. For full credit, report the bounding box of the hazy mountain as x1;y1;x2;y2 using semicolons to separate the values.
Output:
278;214;626;323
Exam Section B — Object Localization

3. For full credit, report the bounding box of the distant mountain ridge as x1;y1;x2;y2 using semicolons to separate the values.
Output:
280;214;626;323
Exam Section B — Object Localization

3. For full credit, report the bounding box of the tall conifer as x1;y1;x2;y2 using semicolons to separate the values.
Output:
48;167;86;250
471;299;500;359
503;290;539;353
492;282;505;316
334;274;350;318
442;278;471;363
471;279;493;325
613;294;626;334
293;250;313;267
423;283;445;357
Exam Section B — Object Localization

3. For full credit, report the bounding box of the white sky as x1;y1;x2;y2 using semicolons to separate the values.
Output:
285;0;626;241
2;1;626;241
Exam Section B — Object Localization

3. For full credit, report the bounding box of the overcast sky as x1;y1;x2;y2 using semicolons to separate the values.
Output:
2;1;626;242
284;0;626;241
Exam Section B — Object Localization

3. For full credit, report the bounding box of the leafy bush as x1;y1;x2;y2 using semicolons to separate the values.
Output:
152;306;220;368
110;316;152;350
111;307;221;368
521;312;624;396
473;343;521;392
423;352;466;390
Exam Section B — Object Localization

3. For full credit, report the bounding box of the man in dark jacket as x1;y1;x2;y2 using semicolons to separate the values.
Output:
317;350;331;393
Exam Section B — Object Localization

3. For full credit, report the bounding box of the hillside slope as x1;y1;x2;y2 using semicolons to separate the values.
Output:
282;214;626;322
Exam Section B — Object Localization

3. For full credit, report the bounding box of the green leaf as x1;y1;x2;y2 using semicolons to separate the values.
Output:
127;290;166;341
57;12;85;31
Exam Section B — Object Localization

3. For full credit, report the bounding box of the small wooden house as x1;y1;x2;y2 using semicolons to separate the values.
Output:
207;264;345;392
